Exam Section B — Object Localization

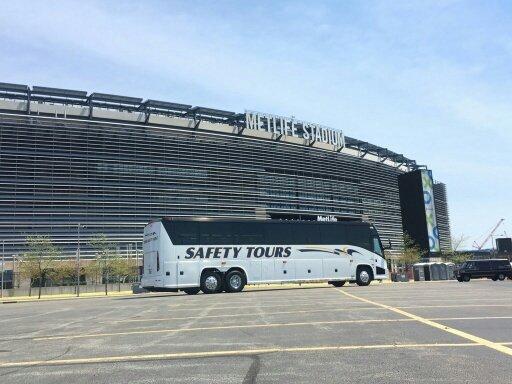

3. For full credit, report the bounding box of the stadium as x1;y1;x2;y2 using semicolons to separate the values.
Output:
0;82;452;269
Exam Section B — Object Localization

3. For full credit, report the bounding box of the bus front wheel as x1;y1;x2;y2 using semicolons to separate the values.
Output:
200;271;222;294
356;267;373;286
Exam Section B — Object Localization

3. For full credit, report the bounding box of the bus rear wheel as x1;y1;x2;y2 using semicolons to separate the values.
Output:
183;288;200;295
200;271;222;294
225;270;246;293
356;267;373;286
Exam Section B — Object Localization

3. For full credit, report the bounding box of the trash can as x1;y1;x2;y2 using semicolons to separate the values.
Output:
445;263;455;279
423;264;432;281
430;263;442;280
413;263;426;281
439;264;449;280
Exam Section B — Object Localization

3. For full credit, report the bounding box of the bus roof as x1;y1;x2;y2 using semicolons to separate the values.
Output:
154;217;372;227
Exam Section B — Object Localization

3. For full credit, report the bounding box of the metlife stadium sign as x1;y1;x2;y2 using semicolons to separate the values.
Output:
245;111;345;148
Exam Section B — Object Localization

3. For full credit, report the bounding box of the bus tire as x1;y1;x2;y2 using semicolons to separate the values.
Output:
356;266;373;286
329;281;346;287
225;270;246;293
183;288;200;295
200;271;222;294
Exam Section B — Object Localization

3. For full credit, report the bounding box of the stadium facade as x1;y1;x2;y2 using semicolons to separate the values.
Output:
0;82;452;266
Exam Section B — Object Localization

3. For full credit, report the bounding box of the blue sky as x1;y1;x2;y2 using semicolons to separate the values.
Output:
0;0;510;249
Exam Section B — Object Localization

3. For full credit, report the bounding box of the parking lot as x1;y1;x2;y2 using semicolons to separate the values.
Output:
1;280;512;383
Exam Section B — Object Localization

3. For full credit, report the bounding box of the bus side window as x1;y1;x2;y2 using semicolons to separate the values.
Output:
235;222;264;244
174;221;199;245
296;223;321;244
265;222;294;244
200;222;233;245
347;227;370;250
319;225;346;245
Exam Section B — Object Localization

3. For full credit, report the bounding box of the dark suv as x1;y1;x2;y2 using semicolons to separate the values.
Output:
455;259;512;282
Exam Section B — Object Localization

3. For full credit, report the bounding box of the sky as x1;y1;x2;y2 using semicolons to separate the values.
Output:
0;0;510;249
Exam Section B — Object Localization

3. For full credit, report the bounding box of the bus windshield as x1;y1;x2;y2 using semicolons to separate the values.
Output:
372;236;383;256
369;228;384;257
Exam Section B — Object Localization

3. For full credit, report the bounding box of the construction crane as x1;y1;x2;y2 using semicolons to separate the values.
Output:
473;219;505;250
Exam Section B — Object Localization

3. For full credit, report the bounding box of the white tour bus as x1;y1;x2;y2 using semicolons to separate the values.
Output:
141;218;389;294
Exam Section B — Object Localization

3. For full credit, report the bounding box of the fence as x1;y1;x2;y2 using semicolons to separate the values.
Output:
1;283;134;298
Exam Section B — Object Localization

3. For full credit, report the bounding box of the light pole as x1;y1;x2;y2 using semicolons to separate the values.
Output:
13;254;18;288
76;223;86;297
1;241;4;298
136;242;140;282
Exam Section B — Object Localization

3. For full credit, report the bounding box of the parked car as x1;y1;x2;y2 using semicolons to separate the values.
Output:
455;259;512;282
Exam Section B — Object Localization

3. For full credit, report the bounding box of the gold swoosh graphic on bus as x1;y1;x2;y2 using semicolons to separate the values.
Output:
297;247;337;255
297;246;362;258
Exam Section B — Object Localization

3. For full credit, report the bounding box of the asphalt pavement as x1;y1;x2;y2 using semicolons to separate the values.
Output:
1;280;512;383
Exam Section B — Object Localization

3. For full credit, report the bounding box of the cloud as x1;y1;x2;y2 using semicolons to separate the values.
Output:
0;0;510;245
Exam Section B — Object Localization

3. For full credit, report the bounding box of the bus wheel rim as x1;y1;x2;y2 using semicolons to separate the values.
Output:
360;270;370;283
205;276;218;291
230;275;242;289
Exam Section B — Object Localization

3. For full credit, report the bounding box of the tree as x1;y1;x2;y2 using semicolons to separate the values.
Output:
89;234;117;295
19;235;60;299
111;258;138;291
84;259;102;285
49;260;77;286
397;233;424;272
444;234;472;265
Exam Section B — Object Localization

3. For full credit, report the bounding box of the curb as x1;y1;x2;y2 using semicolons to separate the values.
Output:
1;291;133;304
1;279;399;303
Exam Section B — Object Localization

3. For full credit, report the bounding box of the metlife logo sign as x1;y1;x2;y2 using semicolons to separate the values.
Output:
245;110;345;148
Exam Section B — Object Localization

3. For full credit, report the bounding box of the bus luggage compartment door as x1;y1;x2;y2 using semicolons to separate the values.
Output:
295;259;322;280
177;260;200;287
323;257;351;280
276;259;295;280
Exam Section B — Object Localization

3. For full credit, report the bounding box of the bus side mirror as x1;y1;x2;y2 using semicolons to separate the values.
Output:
383;239;392;250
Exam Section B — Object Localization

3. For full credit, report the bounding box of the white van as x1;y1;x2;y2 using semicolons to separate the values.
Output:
141;218;389;294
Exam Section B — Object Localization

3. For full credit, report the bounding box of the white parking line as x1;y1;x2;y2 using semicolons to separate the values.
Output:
0;342;489;368
338;289;512;357
31;315;512;341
